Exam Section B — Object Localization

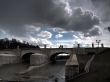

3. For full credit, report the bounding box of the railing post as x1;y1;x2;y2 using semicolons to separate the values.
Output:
16;45;21;63
17;45;20;56
44;44;46;48
92;43;94;48
101;43;104;48
78;44;80;48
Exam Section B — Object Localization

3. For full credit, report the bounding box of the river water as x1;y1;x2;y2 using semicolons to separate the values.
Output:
0;61;66;82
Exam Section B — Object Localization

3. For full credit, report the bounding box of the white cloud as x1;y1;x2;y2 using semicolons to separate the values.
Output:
25;36;52;48
37;31;52;39
55;34;63;39
52;28;69;33
37;39;52;45
96;29;110;47
73;35;79;39
25;25;41;35
58;0;72;15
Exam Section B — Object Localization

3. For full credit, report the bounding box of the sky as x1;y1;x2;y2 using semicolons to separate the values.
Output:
0;0;110;48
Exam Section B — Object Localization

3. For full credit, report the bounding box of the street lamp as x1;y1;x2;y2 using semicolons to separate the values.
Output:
96;40;101;48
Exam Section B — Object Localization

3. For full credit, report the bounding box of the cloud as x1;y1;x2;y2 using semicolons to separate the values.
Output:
37;39;52;46
91;0;110;22
0;24;42;39
69;0;94;10
88;28;100;36
52;28;69;33
55;34;63;39
68;8;100;32
73;35;79;39
26;25;41;32
29;37;52;47
0;29;9;39
84;25;102;37
0;0;67;37
37;31;52;39
0;0;68;27
0;0;101;38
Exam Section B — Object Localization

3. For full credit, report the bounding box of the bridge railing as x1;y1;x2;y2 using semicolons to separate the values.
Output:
42;43;110;48
3;43;109;49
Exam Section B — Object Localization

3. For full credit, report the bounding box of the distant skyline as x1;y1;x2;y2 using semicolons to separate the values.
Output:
0;0;110;47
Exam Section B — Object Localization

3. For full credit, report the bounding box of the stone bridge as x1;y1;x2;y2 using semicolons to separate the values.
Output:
0;47;106;66
0;47;107;81
0;48;106;60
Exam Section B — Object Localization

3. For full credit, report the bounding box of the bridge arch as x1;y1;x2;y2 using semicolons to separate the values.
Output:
22;52;34;64
50;52;70;62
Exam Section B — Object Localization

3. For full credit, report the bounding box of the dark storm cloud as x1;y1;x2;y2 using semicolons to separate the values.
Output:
0;0;100;37
0;0;68;37
91;0;110;22
84;27;101;37
89;28;101;36
67;8;100;32
0;0;67;26
69;0;94;10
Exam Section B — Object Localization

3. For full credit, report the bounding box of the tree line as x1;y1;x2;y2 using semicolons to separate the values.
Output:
0;38;40;49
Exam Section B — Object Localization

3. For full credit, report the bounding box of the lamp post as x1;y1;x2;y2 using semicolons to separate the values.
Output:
96;40;101;48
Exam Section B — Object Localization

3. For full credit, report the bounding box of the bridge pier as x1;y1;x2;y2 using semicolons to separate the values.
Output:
65;54;79;82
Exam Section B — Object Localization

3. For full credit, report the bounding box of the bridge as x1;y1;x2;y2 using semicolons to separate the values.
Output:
0;46;106;81
0;46;106;65
0;47;105;62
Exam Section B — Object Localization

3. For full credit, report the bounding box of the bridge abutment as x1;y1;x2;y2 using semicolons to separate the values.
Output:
65;54;79;82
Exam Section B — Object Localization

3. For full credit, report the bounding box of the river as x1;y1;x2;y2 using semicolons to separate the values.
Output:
0;61;66;82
